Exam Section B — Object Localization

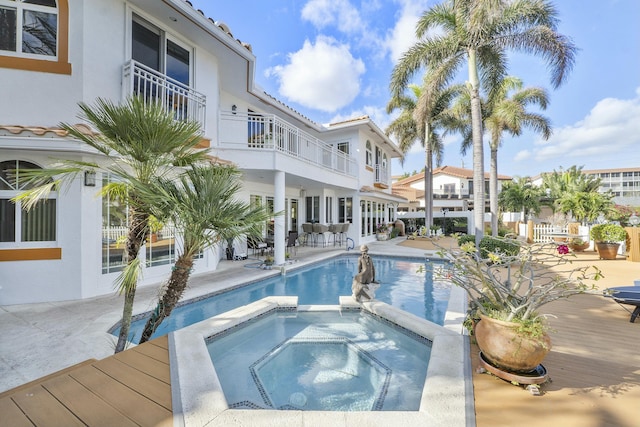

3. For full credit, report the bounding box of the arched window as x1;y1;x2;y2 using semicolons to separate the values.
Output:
0;160;57;244
0;0;71;74
365;140;372;168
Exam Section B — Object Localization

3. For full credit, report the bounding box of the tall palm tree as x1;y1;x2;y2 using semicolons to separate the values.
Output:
386;75;462;228
391;0;576;244
15;97;208;353
482;76;551;235
137;164;271;343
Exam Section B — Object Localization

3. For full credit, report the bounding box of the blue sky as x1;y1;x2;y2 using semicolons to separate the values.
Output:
189;0;640;178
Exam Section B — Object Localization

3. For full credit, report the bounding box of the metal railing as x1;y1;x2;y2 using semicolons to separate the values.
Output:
375;164;388;185
122;60;206;130
220;111;356;176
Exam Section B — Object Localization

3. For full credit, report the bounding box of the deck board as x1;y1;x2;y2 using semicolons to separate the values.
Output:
10;384;85;427
113;347;171;384
92;357;172;410
69;364;172;426
0;396;36;427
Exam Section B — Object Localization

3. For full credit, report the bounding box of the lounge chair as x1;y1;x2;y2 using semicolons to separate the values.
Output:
247;236;268;257
603;285;640;323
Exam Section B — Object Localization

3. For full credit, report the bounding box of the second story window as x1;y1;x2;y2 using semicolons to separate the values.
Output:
132;15;191;86
0;0;57;57
0;0;70;74
365;140;372;168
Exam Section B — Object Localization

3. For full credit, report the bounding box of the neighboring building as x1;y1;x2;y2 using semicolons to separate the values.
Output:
392;165;512;213
0;0;405;305
531;167;640;207
582;167;640;206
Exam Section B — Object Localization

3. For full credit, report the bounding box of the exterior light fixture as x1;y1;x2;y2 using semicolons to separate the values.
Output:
232;104;237;114
84;171;96;187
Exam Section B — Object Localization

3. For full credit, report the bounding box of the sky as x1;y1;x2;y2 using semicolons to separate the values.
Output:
189;0;640;179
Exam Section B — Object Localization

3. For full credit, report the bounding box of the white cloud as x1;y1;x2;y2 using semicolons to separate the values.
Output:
383;0;429;63
526;90;640;167
265;36;365;112
301;0;365;34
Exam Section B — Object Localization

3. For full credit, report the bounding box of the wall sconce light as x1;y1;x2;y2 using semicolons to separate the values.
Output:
231;104;237;114
84;171;96;187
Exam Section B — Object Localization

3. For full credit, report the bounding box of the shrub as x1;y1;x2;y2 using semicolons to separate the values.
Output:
479;236;520;258
457;234;475;246
590;223;627;243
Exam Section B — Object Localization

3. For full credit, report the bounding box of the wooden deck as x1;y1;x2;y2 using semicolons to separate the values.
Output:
1;247;638;427
472;252;640;427
0;336;172;427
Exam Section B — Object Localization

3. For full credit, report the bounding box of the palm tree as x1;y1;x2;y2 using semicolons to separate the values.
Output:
15;97;208;353
386;74;462;228
498;176;542;220
483;76;551;235
137;164;271;343
390;0;576;244
541;165;602;200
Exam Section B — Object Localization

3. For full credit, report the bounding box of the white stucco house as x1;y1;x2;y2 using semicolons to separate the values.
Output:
0;0;405;305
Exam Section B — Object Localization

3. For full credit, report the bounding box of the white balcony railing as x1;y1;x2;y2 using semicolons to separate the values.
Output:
375;164;388;185
122;60;206;130
219;111;357;176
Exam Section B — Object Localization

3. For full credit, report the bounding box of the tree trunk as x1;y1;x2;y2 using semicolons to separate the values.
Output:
139;254;194;343
424;123;433;228
490;143;499;236
468;49;485;246
115;207;148;353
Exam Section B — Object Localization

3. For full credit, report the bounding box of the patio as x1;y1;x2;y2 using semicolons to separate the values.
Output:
0;238;638;426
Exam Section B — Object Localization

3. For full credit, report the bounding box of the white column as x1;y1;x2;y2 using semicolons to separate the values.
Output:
274;170;286;265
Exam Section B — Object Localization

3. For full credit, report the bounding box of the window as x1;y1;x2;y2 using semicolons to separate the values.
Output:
338;197;352;223
337;142;349;155
325;196;333;223
0;160;56;244
365;140;372;168
101;175;127;273
305;196;319;223
0;0;70;74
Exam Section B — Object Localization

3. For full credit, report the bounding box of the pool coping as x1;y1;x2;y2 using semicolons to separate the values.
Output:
169;288;472;427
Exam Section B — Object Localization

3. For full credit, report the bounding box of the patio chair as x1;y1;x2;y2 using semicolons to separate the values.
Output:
286;231;298;256
603;285;640;323
328;224;340;246
247;236;267;257
338;222;350;246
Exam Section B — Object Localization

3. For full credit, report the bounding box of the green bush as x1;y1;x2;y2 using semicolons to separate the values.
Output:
590;223;627;243
457;234;475;246
390;227;400;239
479;236;520;258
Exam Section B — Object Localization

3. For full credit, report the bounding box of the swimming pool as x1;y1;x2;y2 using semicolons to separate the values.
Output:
207;309;432;411
118;255;451;342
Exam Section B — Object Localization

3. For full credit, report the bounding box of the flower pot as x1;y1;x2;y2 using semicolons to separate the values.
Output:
569;242;589;252
376;232;388;241
595;242;620;260
474;313;551;373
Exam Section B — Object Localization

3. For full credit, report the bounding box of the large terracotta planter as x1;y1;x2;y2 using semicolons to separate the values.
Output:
595;242;620;260
474;313;551;373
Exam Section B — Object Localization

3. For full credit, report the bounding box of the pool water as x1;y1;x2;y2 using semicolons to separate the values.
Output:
122;256;451;342
207;310;432;411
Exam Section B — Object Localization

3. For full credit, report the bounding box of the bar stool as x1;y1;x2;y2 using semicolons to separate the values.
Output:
301;223;313;246
339;223;350;246
328;224;339;246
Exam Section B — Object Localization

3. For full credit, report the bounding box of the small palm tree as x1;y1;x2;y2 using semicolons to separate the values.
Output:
391;0;576;243
386;75;462;228
137;164;272;343
15;97;208;353
498;176;543;220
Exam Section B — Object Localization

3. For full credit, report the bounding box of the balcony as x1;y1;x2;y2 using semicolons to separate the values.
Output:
374;164;389;188
219;111;356;177
122;60;207;130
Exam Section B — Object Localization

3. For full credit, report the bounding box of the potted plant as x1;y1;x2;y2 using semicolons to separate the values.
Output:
568;237;589;252
376;223;389;241
147;215;164;243
590;223;627;260
436;237;601;374
263;255;274;269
